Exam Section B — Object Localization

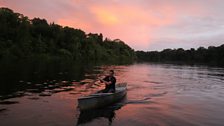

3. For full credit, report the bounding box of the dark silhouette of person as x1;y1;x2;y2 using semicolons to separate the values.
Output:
99;70;116;93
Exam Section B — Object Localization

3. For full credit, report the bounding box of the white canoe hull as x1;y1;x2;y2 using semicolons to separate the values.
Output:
78;83;127;110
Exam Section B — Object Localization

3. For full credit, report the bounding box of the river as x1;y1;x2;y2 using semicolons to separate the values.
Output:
0;61;224;126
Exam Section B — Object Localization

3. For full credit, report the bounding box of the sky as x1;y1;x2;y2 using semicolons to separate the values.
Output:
1;0;224;51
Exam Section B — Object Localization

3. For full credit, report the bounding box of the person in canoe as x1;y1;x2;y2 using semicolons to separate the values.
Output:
99;70;116;93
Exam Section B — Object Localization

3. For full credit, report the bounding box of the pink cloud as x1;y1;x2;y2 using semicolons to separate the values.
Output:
1;0;224;50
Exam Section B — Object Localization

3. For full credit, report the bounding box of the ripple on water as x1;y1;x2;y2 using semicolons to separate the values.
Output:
27;97;40;100
0;108;7;112
143;80;163;84
0;100;19;105
144;91;168;98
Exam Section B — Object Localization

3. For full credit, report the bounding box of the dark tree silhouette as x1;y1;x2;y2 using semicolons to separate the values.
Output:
136;45;224;66
0;8;135;63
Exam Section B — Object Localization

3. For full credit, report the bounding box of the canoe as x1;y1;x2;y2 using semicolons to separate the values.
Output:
78;83;127;111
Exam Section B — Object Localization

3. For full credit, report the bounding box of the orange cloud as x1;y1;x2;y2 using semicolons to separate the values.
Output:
87;4;178;49
92;9;120;25
90;4;176;27
57;18;92;32
2;0;224;50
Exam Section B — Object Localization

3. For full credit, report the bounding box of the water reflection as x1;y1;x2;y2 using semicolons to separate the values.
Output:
0;62;224;126
77;102;125;126
1;59;98;93
0;59;100;98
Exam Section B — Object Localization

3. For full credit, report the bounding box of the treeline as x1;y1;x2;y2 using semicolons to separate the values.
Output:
0;8;135;62
136;45;224;66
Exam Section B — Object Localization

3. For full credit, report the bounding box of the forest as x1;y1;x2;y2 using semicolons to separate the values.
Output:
0;8;135;63
1;8;224;66
136;45;224;66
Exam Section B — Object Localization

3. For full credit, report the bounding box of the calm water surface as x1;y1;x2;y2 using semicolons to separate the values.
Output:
0;62;224;126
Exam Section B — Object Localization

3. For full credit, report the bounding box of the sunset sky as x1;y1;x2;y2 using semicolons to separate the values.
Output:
1;0;224;51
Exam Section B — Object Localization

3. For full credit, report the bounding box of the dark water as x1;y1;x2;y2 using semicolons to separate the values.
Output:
0;61;224;126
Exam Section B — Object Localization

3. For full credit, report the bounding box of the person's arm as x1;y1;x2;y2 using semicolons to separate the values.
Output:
99;76;106;83
100;78;112;85
101;77;116;85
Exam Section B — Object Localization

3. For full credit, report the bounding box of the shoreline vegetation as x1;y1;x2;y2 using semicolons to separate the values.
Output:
0;8;135;64
136;44;224;66
1;7;224;66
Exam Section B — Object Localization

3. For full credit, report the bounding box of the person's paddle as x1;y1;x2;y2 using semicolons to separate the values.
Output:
85;79;99;89
99;78;110;85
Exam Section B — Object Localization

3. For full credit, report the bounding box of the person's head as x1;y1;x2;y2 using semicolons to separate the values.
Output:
108;70;114;77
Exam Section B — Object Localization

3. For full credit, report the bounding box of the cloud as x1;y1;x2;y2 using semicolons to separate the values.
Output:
1;0;224;50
